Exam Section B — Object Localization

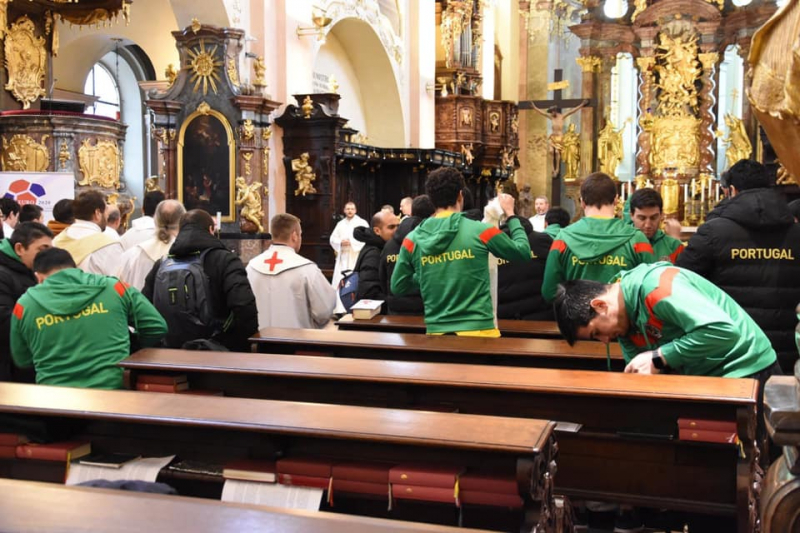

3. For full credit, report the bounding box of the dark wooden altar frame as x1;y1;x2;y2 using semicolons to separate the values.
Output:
176;107;235;222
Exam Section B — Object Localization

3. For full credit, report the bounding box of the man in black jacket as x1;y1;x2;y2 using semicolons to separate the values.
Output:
352;210;398;302
0;222;52;381
677;160;800;373
143;209;258;352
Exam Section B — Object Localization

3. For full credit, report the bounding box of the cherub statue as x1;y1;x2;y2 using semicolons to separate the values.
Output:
165;64;178;85
235;176;266;233
253;56;266;87
292;152;317;196
144;176;163;193
461;143;474;165
723;113;752;170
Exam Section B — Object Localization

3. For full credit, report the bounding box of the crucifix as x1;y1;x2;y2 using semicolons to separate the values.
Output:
519;68;592;202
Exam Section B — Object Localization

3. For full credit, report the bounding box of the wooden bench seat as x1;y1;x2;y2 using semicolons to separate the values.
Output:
336;314;561;338
121;348;759;532
0;479;492;533
0;382;562;532
251;327;625;371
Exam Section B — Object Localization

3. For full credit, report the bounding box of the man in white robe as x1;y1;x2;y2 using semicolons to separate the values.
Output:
329;201;368;312
117;200;185;290
247;213;335;329
120;191;165;251
53;190;123;277
528;195;549;232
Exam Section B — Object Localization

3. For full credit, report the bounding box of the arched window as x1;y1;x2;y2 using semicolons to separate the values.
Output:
83;63;120;120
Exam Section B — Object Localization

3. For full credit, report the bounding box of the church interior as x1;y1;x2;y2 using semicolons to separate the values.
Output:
1;0;800;531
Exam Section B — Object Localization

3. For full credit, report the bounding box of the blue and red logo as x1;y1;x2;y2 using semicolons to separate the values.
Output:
3;179;46;205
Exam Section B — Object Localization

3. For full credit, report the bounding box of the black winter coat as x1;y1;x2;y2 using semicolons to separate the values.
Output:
142;224;258;352
677;188;800;373
353;226;387;303
379;217;424;315
0;245;36;382
496;223;554;321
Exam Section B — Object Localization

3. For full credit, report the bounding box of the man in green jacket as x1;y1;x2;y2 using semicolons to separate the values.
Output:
542;173;655;302
11;248;167;389
391;168;531;336
629;188;684;263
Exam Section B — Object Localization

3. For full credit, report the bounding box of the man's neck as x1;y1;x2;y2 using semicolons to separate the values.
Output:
583;204;616;218
611;282;631;335
435;205;460;216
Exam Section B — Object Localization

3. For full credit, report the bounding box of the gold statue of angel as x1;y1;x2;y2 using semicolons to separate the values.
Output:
292;152;317;196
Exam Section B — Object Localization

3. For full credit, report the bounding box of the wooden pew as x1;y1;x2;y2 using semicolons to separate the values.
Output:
336;314;562;339
0;479;492;533
251;327;625;371
0;382;562;532
121;348;758;532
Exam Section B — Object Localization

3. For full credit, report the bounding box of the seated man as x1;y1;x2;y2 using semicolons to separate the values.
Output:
628;188;684;263
247;213;335;329
10;248;167;389
497;217;554;320
542;172;654;302
47;199;73;238
391;167;531;336
353;210;398;302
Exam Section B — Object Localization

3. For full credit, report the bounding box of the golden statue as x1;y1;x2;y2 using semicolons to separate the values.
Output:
292;152;317;196
661;178;680;216
776;160;798;185
561;123;580;181
235;176;266;233
722;113;752;169
654;31;700;115
530;99;589;178
301;95;313;119
165;64;178;85
597;115;626;178
461;143;474;165
631;0;647;23
144;176;163;193
253;56;266;87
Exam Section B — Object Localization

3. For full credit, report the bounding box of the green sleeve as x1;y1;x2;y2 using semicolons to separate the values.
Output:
10;310;33;368
124;285;168;347
541;244;566;303
632;233;656;265
485;218;531;262
652;279;738;369
390;238;417;296
617;337;638;364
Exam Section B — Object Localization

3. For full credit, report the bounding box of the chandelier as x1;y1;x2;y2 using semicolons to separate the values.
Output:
520;0;586;43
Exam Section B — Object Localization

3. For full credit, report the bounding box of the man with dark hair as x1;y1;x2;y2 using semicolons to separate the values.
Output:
120;191;166;251
543;207;570;239
541;172;654;302
391;167;531;336
143;209;258;352
0;198;20;239
628;188;684;263
353;210;399;302
677;160;800;372
0;222;52;382
247;213;335;329
411;195;435;220
18;204;43;224
53;190;123;276
10;247;166;389
48;198;74;237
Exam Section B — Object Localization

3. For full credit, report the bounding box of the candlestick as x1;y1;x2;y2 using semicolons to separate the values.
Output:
216;211;222;234
684;183;688;204
701;180;705;207
715;182;720;202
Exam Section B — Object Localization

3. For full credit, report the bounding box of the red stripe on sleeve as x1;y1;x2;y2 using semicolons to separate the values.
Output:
113;280;129;298
669;244;685;263
402;238;415;254
479;226;502;245
550;240;567;254
643;267;680;329
634;242;654;255
12;303;23;320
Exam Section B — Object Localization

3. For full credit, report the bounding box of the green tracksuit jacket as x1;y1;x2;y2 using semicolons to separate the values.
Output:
11;268;167;389
618;263;776;377
391;212;531;333
650;229;685;264
542;217;655;302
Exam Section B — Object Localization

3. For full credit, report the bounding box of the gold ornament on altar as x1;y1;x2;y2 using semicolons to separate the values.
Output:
242;151;253;177
776;160;798;186
253;56;266;87
165;63;178;86
144;176;163;192
661;176;680;216
227;58;240;88
58;140;70;170
241;119;255;141
329;75;339;94
531;99;588;179
235;176;266;233
77;138;123;189
187;40;222;95
461;143;474;165
597;112;627;179
562;123;580;181
301;95;313;119
654;30;701;116
650;115;701;172
4;16;47;110
191;18;201;34
292;152;317;196
722;113;752;170
1;134;50;172
631;0;647;23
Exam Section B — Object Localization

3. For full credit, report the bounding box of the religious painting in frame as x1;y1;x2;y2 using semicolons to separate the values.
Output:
177;102;235;221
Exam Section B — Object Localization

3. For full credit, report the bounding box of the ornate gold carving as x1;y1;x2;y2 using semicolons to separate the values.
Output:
58;139;70;170
460;107;473;126
489;111;500;132
191;18;201;34
562;124;580;181
197;101;211;115
301;95;313;119
661;177;680;216
242;151;253;177
253;56;266;87
598;114;627;179
547;79;571;91
636;56;655;71
329;75;339;93
440;0;473;68
698;52;719;70
776;160;798;185
235;176;266;233
241;119;254;141
165;64;178;86
77;138;123;189
262;125;271;179
4;16;47;110
461;143;474;165
144;176;163;192
1;134;50;172
0;0;8;39
152;127;176;146
650;115;701;172
576;56;602;73
227;58;240;88
654;30;701;116
722;113;752;170
262;125;272;142
61;8;124;26
292;152;317;196
631;0;647;23
187;40;222;95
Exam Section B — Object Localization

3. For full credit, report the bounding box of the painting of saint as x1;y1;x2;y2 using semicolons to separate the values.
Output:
179;113;234;220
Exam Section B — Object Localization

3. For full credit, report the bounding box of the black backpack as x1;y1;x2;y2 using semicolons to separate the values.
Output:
152;249;222;348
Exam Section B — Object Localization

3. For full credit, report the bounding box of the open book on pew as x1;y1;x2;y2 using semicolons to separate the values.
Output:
350;299;384;320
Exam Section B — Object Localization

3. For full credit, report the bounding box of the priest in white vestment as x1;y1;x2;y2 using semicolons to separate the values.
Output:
247;213;336;329
117;200;185;290
329;201;368;313
119;191;165;251
528;195;549;232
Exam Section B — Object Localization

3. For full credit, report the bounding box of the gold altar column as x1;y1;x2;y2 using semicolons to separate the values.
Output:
634;56;656;180
576;55;601;179
697;52;719;179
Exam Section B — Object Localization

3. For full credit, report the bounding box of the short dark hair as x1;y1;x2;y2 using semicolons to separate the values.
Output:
18;204;43;223
52;199;74;224
0;197;20;217
727;159;769;191
629;188;663;214
461;187;474;211
106;205;121;224
425;168;465;209
545;207;571;228
180;209;215;230
33;247;75;274
553;279;608;345
580;173;617;208
143;191;166;217
72;190;106;221
411;195;435;219
270;213;300;241
10;222;52;248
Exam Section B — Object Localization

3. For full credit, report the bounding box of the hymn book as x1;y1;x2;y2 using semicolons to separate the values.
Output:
350;299;384;320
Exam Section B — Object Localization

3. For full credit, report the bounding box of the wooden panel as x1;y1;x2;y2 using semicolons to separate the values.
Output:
336;315;562;338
